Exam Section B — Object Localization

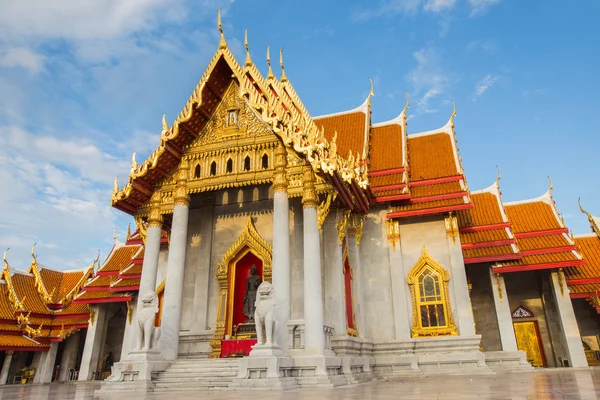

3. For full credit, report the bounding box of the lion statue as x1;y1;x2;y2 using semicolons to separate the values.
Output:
254;281;277;346
134;291;161;351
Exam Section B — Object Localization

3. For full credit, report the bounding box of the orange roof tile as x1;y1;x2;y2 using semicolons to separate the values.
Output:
460;229;512;245
100;245;141;273
566;236;600;281
370;173;406;189
568;283;600;294
0;335;49;349
84;275;115;288
111;278;140;289
463;245;517;259
0;283;15;320
517;235;572;251
10;273;49;315
391;197;466;213
499;252;580;267
370;123;403;172
121;263;143;276
38;268;87;304
505;200;562;233
0;323;21;332
410;181;463;198
457;191;505;227
75;290;131;301
408;133;458;181
313;111;366;159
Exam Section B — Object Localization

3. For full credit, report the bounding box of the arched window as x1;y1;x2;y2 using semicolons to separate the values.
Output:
194;164;201;179
262;154;269;169
406;247;457;337
226;158;233;173
244;156;251;171
210;161;217;176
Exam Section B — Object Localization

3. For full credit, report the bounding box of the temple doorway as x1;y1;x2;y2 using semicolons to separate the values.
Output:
230;251;263;338
512;305;546;367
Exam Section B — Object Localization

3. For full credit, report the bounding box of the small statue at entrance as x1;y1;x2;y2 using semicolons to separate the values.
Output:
254;281;277;346
134;291;161;351
242;265;261;321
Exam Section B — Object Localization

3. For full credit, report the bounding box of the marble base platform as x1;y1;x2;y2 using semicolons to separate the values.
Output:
484;350;534;371
95;351;169;394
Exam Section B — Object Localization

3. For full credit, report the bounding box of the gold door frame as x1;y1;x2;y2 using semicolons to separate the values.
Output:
209;217;272;358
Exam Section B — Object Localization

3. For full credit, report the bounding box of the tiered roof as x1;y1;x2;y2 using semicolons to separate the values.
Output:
0;249;93;351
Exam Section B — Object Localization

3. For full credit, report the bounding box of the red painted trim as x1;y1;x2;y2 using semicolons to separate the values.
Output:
95;270;119;276
514;228;569;239
72;295;133;304
566;277;600;285
374;194;411;203
387;203;473;218
131;259;144;265
570;293;591;299
332;173;357;212
119;273;142;279
372;184;406;193
369;167;406;177
110;286;140;292
409;175;463;187
54;313;89;320
520;246;578;256
408;191;467;204
350;181;369;214
463;253;522;264
492;259;587;273
461;239;516;250
0;318;17;324
459;222;512;233
80;286;110;292
126;239;144;245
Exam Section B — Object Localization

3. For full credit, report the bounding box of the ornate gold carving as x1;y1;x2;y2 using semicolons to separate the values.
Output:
445;212;459;244
406;247;458;337
155;279;166;294
386;219;401;251
347;214;365;246
496;273;503;302
17;311;31;328
302;166;318;209
557;268;565;298
126;302;133;324
88;305;96;326
273;142;288;192
317;192;336;231
579;198;600;237
210;217;273;358
336;210;351;246
134;216;148;244
25;323;43;338
173;159;190;207
148;192;163;228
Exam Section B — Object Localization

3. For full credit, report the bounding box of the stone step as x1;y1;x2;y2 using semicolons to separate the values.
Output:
153;378;233;385
162;366;238;372
157;372;238;378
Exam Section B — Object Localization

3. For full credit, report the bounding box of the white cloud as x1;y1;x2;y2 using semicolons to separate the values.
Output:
466;39;497;54
0;46;44;73
424;0;457;12
353;0;424;20
407;47;452;113
471;74;499;100
468;0;501;16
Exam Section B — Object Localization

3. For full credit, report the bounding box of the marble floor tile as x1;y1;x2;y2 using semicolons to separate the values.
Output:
0;369;599;399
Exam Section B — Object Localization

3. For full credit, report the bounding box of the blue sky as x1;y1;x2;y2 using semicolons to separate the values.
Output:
0;0;598;270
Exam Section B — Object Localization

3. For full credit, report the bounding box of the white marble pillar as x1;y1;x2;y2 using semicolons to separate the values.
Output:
78;305;107;381
120;299;137;360
159;204;189;360
302;167;325;355
0;351;13;385
58;331;81;381
347;234;367;338
388;237;412;340
446;225;476;337
324;216;346;336
272;143;291;351
34;342;58;384
550;270;588;367
489;269;518;351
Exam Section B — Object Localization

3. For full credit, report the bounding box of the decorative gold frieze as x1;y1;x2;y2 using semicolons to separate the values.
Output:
88;305;96;326
302;166;318;209
557;268;565;298
317;192;336;231
386;219;400;251
273;142;288;192
496;273;503;302
173;159;190;207
347;214;366;246
148;191;163;228
336;210;351;246
445;212;459;244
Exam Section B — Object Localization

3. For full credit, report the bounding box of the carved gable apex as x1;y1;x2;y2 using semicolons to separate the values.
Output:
187;80;276;152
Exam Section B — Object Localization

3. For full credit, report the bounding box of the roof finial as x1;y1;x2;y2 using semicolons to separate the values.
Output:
162;114;168;133
94;249;100;264
578;197;588;215
367;78;375;107
3;248;9;266
131;152;138;171
113;228;118;244
547;176;553;193
217;9;227;50
31;243;37;263
244;29;253;67
403;92;410;113
496;165;501;185
450;100;457;126
113;176;118;194
126;223;131;241
266;46;275;80
279;48;288;83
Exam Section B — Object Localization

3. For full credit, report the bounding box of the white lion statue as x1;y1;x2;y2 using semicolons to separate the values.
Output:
134;291;161;351
254;281;277;346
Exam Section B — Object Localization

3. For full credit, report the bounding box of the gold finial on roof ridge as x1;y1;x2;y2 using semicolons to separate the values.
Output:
547;176;553;193
162;114;168;133
367;78;375;107
3;248;9;266
450;100;457;125
402;92;410;113
280;48;288;83
244;29;253;67
113;228;118;244
496;165;501;185
31;243;37;263
266;46;275;80
113;176;118;195
131;152;137;172
217;9;227;50
126;223;131;241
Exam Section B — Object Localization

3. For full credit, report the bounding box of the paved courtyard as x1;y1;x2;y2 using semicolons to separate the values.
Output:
1;369;599;400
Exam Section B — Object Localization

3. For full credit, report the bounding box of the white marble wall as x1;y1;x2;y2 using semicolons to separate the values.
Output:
290;199;305;320
323;212;345;335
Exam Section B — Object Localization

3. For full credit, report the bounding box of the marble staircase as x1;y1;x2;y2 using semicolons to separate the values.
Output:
152;358;239;392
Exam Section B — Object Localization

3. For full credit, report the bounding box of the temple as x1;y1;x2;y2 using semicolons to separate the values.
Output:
1;13;600;390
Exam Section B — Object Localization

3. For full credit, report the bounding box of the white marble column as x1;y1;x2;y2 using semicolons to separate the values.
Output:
446;222;476;337
324;216;345;336
550;270;588;367
137;199;163;313
120;299;137;360
34;342;58;383
0;351;13;385
347;233;367;338
58;331;81;381
302;167;325;355
388;234;411;340
272;143;291;351
79;305;107;381
489;269;518;351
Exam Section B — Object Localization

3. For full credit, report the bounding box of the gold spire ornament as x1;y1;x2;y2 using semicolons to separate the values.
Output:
162;114;168;133
280;48;288;82
367;78;375;107
217;9;227;49
31;243;37;262
403;92;410;113
113;176;119;195
450;100;457;126
496;165;501;185
547;176;553;192
244;29;253;67
131;152;138;171
3;248;9;266
266;46;275;80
